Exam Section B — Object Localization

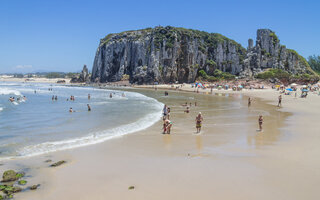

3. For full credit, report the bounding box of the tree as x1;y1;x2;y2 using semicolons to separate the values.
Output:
308;55;320;73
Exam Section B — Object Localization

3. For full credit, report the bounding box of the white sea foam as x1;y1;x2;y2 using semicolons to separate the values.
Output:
0;107;3;112
15;100;163;159
0;88;22;96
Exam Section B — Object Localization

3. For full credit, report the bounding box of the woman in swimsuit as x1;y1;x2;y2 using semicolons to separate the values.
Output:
258;115;263;131
195;112;203;133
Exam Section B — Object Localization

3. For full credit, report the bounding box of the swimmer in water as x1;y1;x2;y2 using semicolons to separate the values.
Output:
55;96;58;101
87;104;91;111
88;94;91;100
184;106;190;113
110;93;112;98
69;107;73;113
52;95;55;101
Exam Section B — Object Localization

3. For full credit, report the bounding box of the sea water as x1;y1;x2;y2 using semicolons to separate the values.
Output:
0;82;163;160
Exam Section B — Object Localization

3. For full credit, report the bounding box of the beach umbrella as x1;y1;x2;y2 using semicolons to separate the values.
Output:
302;85;307;88
286;88;293;91
302;89;309;92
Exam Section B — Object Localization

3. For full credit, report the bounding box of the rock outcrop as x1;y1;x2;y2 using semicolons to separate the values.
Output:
91;26;312;84
239;29;312;78
71;65;90;83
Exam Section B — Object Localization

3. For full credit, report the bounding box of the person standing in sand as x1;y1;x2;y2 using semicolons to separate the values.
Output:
278;95;282;107
258;115;263;131
167;107;171;119
195;112;203;133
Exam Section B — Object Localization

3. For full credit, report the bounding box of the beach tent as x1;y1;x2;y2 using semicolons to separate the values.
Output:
286;88;293;91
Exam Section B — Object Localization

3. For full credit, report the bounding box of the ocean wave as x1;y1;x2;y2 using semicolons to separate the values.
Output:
0;88;22;96
14;101;163;159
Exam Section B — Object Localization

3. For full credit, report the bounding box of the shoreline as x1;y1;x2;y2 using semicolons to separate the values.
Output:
1;81;320;200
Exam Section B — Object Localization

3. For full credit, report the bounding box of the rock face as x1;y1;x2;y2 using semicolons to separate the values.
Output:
91;26;312;84
71;65;90;83
239;29;311;78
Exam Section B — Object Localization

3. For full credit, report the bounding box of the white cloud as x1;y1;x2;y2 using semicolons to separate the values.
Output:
13;65;33;69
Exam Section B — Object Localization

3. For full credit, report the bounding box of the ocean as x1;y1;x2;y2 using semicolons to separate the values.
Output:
0;82;163;160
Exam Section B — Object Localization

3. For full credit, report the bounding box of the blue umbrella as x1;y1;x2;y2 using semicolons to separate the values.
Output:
302;89;309;92
286;88;293;91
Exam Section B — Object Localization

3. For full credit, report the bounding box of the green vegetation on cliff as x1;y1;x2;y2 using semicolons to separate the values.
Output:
100;26;246;56
255;68;319;83
308;55;320;74
198;69;235;82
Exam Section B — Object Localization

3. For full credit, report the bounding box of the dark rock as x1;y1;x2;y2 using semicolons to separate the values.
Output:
50;160;66;167
29;184;40;190
45;159;52;163
91;26;312;84
128;186;135;190
56;80;66;84
1;170;17;182
70;65;90;83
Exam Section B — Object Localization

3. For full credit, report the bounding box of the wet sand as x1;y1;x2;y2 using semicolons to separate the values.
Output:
1;87;320;200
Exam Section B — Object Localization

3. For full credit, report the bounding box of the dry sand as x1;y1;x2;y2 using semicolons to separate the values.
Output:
1;85;320;200
0;77;71;84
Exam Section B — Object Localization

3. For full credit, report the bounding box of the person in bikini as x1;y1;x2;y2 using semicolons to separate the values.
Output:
195;112;203;133
164;119;173;134
258;115;263;131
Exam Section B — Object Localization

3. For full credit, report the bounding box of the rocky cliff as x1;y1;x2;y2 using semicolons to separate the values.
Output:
71;65;90;83
91;26;312;84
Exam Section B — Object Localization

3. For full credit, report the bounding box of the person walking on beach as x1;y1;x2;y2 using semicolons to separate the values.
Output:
52;95;55;101
163;104;168;117
248;97;252;107
109;93;112;98
258;115;263;131
278;95;282;107
164;119;173;134
87;104;91;111
195;112;203;133
167;107;171;119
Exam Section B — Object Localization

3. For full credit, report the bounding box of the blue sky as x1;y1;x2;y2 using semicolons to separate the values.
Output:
0;0;319;73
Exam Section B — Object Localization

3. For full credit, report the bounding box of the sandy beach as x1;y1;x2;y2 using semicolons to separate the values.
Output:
1;84;320;200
